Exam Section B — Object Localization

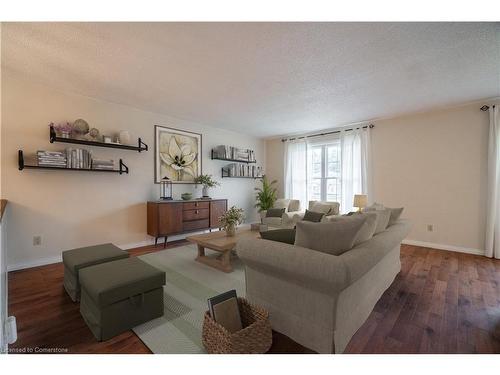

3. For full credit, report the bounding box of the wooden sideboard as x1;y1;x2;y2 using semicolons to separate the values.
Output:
147;199;228;247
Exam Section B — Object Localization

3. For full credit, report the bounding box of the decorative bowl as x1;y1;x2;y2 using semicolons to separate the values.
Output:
181;193;192;201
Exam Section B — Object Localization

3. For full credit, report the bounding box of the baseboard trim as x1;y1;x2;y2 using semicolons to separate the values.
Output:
402;239;484;256
7;255;62;272
9;236;483;271
8;233;200;272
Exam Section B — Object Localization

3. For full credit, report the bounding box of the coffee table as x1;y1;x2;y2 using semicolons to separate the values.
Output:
186;227;261;273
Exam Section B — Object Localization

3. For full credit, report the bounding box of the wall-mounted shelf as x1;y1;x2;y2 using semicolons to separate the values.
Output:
211;148;256;163
18;150;129;174
221;168;262;179
49;125;148;152
211;150;256;164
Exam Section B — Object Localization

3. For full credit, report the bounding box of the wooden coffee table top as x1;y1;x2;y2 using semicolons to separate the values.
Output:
186;227;260;252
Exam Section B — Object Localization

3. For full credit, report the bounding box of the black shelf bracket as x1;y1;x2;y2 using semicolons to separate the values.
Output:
119;159;129;175
18;150;25;170
49;125;57;143
138;138;148;152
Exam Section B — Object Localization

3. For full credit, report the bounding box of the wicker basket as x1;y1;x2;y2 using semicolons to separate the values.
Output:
202;297;272;354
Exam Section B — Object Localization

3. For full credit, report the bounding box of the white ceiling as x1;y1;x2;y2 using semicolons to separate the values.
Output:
2;22;499;138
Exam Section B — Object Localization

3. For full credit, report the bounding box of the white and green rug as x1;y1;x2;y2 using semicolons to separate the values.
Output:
133;244;246;353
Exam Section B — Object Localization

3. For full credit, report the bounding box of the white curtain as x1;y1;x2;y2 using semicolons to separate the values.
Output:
284;126;372;213
284;140;308;210
486;105;500;259
340;127;372;213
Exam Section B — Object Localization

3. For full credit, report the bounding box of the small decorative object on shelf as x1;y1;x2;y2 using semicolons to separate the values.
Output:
119;130;131;145
211;145;256;163
181;193;192;200
50;122;73;138
194;174;220;198
219;206;244;237
222;163;263;178
103;136;112;143
85;128;100;142
72;119;90;139
160;176;173;200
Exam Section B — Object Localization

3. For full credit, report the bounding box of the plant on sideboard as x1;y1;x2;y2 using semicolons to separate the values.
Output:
219;206;245;237
254;175;278;216
194;174;220;198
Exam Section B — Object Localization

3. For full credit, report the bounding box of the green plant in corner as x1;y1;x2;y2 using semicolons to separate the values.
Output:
254;175;278;212
219;206;245;237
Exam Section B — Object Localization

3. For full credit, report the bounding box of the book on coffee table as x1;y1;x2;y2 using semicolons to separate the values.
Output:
207;290;242;333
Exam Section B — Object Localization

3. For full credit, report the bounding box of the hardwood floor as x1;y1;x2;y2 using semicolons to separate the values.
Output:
7;243;500;354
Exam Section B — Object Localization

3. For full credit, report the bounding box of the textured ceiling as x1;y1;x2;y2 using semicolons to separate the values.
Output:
2;22;499;138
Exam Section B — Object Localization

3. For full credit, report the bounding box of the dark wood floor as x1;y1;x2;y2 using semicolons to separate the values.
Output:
7;242;500;354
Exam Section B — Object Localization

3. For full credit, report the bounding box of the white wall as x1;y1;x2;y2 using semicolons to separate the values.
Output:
1;72;266;270
265;101;491;254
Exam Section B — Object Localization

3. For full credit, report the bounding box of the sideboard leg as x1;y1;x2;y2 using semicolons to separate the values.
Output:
164;236;168;248
155;237;158;246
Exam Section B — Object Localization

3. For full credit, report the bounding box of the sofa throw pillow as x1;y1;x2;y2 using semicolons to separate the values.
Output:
266;208;286;218
260;228;296;245
327;212;377;246
363;202;385;212
372;209;391;234
310;202;333;215
302;209;325;222
387;207;404;227
294;215;367;256
273;199;290;210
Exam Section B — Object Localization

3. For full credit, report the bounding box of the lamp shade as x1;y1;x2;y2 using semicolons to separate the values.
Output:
353;194;367;209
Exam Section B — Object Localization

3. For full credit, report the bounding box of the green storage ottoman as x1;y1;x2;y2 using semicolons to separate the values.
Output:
63;243;129;302
79;257;166;341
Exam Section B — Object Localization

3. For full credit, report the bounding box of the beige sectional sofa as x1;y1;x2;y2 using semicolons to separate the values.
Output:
236;219;411;353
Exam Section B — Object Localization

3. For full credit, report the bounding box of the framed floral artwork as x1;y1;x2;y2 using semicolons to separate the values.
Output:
154;125;202;183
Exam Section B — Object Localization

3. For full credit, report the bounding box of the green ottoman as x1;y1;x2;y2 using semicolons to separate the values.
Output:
62;243;129;302
79;257;165;341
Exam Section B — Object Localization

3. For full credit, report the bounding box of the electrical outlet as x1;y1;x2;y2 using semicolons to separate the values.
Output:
33;236;42;246
427;224;434;232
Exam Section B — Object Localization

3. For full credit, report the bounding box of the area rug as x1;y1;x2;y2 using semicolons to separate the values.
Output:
133;244;246;353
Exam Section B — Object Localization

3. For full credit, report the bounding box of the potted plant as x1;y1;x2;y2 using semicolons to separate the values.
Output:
194;174;220;198
50;122;73;138
219;206;245;237
254;175;278;221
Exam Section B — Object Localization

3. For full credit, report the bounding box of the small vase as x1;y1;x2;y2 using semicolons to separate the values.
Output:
225;225;236;237
202;186;209;198
119;130;131;145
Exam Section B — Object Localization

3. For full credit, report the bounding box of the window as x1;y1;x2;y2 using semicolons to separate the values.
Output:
307;140;341;203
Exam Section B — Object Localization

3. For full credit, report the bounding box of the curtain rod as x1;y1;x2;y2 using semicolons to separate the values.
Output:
281;124;374;143
481;105;496;111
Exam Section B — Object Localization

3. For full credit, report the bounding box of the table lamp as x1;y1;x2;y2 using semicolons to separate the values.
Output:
353;194;367;212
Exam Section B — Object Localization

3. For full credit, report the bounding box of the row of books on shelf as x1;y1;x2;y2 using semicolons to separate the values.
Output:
212;145;256;162
37;149;115;170
222;163;263;178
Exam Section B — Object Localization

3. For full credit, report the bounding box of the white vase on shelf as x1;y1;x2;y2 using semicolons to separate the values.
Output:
119;130;131;145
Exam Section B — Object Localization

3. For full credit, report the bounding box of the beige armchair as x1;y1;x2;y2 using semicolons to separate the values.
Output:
261;199;301;229
291;200;340;225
